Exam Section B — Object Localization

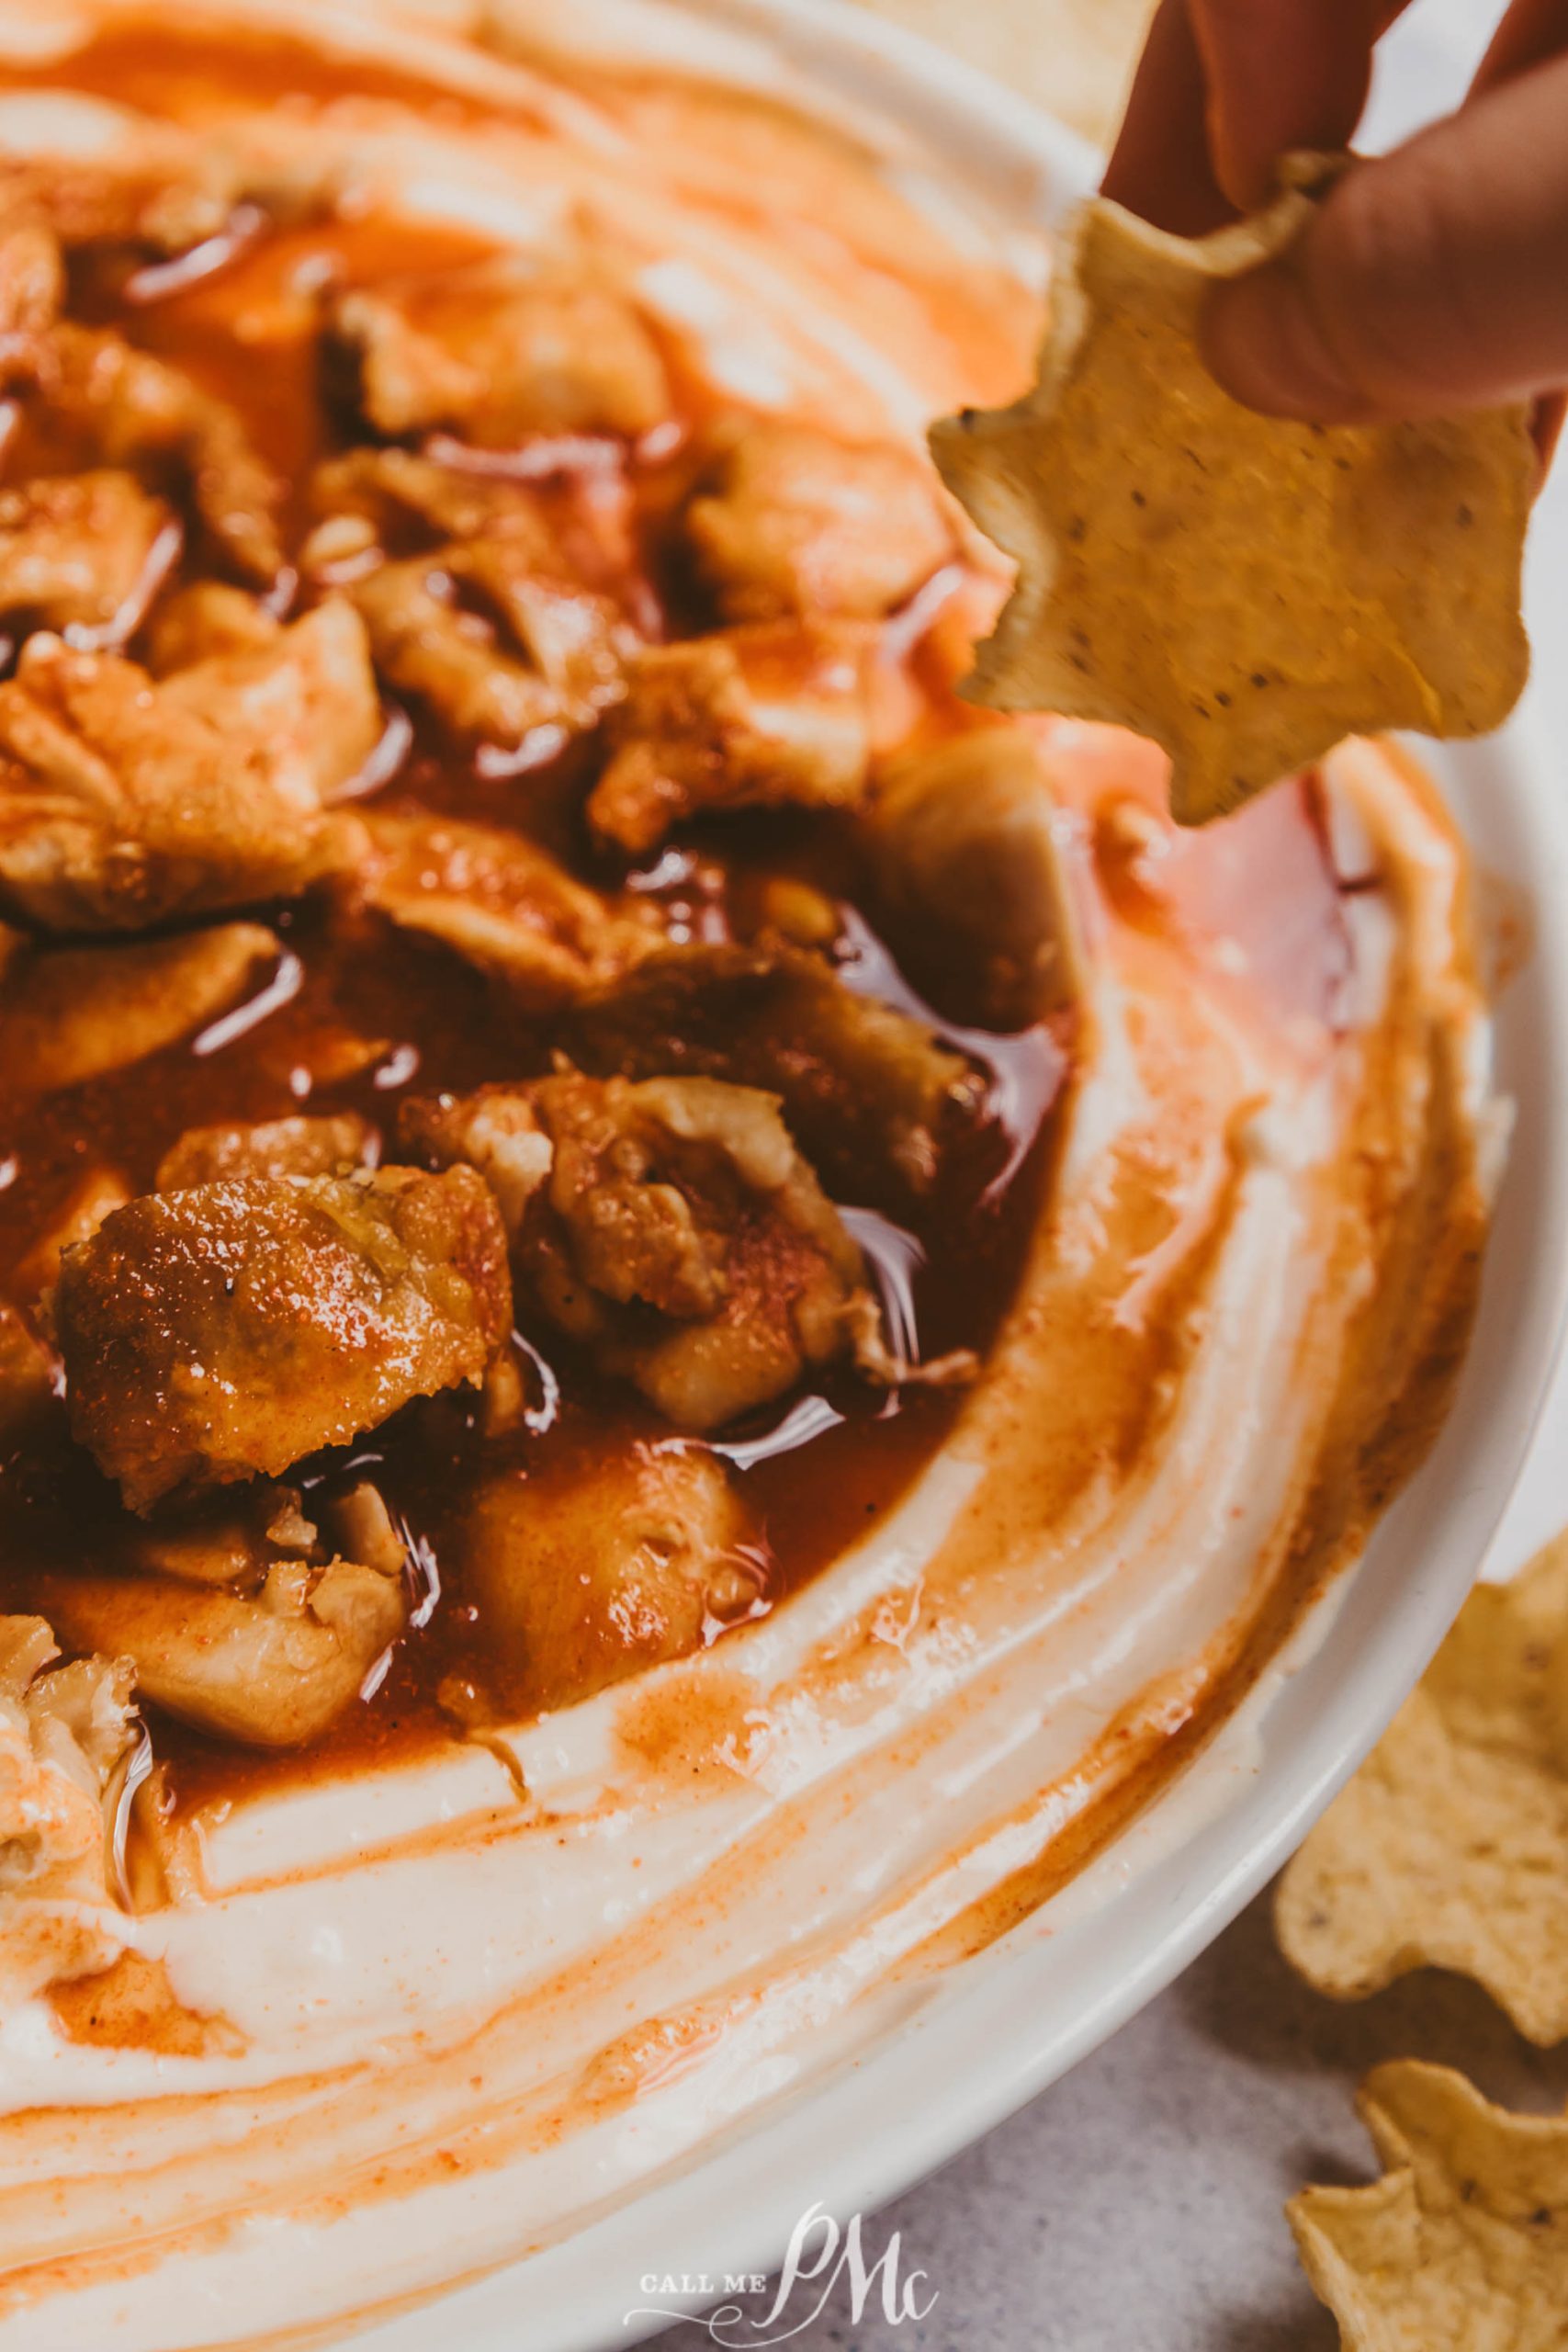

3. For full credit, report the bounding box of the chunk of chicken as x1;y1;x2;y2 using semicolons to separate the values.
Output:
141;581;283;674
333;260;671;443
306;444;635;603
29;1478;405;1749
350;544;627;748
0;209;62;365
36;1556;405;1749
588;624;874;855
29;323;283;584
0;138;245;258
0;922;278;1096
871;729;1085;1029
0;1302;53;1442
403;1070;883;1429
0;1618;135;1887
449;1444;761;1719
395;1088;550;1237
155;1112;378;1192
363;811;660;1009
160;597;385;808
0;1614;138;2003
12;1166;130;1304
54;1165;513;1512
685;423;955;622
0;625;368;933
567;941;981;1196
306;446;554;561
0;470;177;646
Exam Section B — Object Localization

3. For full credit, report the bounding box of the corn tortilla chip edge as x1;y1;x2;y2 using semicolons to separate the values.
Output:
930;157;1532;823
1287;2059;1568;2346
1273;1533;1568;2047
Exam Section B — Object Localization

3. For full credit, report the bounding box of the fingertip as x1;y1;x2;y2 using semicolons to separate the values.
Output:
1204;123;1280;219
1102;0;1235;236
1531;390;1564;475
1201;266;1377;424
1190;0;1378;222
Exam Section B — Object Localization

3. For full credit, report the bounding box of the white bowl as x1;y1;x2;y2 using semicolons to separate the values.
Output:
310;6;1568;2343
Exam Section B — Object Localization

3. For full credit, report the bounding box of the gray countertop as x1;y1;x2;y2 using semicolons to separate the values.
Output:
779;1891;1568;2351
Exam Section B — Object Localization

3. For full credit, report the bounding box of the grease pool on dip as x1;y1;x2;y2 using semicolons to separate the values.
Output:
0;5;1500;2346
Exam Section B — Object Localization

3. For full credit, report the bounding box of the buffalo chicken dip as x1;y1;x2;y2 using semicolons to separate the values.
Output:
0;5;1501;2345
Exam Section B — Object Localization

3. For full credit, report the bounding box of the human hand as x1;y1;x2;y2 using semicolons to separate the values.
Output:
1102;0;1568;431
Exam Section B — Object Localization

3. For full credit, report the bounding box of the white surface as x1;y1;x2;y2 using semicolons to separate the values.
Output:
319;6;1568;2348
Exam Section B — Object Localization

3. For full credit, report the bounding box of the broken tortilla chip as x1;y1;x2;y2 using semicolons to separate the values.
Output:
930;158;1534;824
1276;1532;1568;2046
1289;2060;1568;2350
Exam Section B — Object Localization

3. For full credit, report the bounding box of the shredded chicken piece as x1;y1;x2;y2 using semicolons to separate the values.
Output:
0;469;176;645
130;1505;267;1589
141;581;283;674
0;1614;139;2005
155;1112;378;1191
55;1165;513;1512
28;323;284;583
871;729;1086;1028
351;544;628;748
160;596;385;808
306;442;636;599
397;1088;553;1233
685;422;955;622
333;259;671;443
0;1617;135;1886
450;1443;761;1718
307;446;554;560
310;447;634;746
402;1070;903;1430
36;1557;405;1749
126;1479;375;1586
331;1479;409;1579
588;624;874;854
263;1486;319;1554
567;941;981;1196
0;136;245;258
36;1480;408;1748
12;1165;130;1303
0;623;370;932
0;209;62;370
364;811;660;1009
0;922;278;1097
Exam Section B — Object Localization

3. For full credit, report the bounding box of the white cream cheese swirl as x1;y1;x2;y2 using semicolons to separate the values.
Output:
0;6;1501;2345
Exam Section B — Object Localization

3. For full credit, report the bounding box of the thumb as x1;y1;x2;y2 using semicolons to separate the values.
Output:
1201;50;1568;422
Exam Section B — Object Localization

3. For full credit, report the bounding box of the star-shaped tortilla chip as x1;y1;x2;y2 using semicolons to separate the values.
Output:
1276;1533;1568;2045
1290;2061;1568;2350
930;162;1533;823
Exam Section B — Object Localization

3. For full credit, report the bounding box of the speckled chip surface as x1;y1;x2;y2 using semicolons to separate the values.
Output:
931;163;1534;822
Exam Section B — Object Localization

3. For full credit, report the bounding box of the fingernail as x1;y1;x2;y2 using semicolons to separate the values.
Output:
1531;390;1564;472
1201;266;1372;424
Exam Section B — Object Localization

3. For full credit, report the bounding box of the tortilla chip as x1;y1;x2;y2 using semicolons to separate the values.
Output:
1276;1533;1568;2045
930;160;1533;824
1289;2061;1568;2349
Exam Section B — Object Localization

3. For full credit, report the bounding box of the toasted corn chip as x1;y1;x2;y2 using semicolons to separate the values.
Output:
1277;1533;1568;2045
1290;2060;1568;2350
930;160;1533;823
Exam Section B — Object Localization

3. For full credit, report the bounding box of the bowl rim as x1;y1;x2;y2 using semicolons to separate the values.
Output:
276;5;1568;2343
